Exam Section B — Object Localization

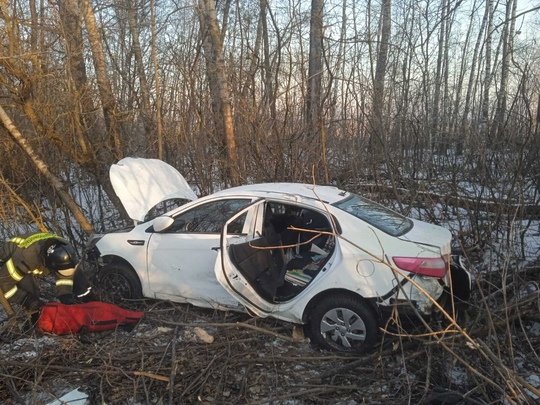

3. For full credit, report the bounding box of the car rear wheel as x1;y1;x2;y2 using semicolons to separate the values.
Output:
308;295;377;352
97;263;142;302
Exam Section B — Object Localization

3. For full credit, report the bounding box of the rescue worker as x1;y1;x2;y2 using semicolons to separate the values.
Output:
0;232;92;311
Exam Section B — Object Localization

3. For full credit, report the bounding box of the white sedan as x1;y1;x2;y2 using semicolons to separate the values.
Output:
87;158;472;352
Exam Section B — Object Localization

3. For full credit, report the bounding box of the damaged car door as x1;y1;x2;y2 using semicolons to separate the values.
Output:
215;199;338;318
215;200;279;316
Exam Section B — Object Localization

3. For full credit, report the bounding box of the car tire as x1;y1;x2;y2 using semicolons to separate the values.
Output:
308;295;378;352
97;263;143;302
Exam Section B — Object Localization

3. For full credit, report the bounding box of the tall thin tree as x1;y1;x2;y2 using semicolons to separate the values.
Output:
370;0;392;156
306;0;326;181
197;0;240;186
496;0;517;140
81;0;123;160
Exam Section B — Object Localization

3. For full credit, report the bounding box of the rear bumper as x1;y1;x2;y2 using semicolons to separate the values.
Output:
396;275;445;315
374;254;473;321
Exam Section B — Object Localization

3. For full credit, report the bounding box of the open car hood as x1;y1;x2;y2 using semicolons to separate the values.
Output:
110;157;197;222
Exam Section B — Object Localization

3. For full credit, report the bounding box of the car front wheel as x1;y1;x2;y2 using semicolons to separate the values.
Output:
97;263;142;302
308;295;378;352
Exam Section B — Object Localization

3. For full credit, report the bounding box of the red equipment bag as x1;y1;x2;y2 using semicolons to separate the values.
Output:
37;301;144;335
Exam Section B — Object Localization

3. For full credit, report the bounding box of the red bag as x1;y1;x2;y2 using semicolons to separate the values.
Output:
37;301;144;335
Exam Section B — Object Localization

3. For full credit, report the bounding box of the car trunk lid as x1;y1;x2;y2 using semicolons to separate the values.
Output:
398;218;452;256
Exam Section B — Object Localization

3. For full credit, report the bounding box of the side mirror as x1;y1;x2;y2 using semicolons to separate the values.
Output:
153;216;174;232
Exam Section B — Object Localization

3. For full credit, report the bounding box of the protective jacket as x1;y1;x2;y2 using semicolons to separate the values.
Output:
0;233;76;309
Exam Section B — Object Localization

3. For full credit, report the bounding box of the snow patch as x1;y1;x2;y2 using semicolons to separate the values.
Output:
525;374;540;400
447;365;468;387
528;322;540;337
46;388;89;405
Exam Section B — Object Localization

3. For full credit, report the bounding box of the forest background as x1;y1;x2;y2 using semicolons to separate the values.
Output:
0;0;538;249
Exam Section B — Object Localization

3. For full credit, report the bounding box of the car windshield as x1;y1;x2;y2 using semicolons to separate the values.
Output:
333;194;412;236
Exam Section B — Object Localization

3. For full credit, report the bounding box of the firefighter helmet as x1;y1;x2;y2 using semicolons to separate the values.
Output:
44;243;78;271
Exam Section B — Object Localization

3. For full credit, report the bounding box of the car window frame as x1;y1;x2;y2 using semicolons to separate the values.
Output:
155;197;255;235
254;199;340;237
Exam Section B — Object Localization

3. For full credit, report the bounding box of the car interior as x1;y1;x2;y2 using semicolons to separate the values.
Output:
227;202;336;303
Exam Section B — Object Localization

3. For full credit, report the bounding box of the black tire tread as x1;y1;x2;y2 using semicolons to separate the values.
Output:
98;263;143;301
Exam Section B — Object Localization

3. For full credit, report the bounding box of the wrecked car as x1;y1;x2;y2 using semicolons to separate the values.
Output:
86;157;472;352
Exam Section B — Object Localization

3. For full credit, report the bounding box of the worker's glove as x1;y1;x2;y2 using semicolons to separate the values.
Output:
58;294;76;305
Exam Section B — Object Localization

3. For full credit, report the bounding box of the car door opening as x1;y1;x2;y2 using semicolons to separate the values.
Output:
227;202;336;303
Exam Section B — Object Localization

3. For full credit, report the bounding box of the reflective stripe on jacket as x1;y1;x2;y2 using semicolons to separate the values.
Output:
4;285;17;299
10;233;64;249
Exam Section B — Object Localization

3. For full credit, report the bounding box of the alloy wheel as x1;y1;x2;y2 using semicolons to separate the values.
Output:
319;307;367;349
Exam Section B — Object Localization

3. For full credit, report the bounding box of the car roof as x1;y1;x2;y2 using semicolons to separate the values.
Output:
210;183;350;205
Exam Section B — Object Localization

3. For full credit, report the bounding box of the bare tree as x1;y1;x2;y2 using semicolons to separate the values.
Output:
306;0;326;181
81;0;123;160
0;105;94;234
481;0;494;132
126;0;154;142
462;0;489;135
496;0;518;140
432;0;447;152
370;0;391;156
197;0;240;186
150;0;164;160
57;0;94;161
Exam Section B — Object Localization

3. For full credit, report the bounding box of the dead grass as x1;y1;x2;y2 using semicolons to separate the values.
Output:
0;275;539;404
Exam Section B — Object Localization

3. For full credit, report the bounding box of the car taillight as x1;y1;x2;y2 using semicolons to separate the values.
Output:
392;256;447;278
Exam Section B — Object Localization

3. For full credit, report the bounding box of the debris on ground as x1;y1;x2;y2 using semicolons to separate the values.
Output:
0;288;539;404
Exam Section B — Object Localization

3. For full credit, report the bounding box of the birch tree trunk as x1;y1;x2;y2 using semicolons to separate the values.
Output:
0;105;94;234
197;0;240;186
260;0;284;178
462;0;489;133
452;0;476;152
126;0;154;141
496;0;517;140
481;0;493;131
29;0;38;54
260;0;275;119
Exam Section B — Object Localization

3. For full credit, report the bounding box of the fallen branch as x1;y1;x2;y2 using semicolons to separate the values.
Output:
154;318;297;343
133;371;170;383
